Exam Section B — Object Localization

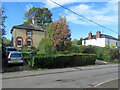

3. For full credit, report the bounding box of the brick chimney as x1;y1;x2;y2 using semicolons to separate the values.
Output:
118;35;120;39
88;32;92;39
32;16;37;25
96;31;101;38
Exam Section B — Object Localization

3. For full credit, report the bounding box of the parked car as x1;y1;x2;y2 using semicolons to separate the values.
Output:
5;47;17;57
6;51;24;66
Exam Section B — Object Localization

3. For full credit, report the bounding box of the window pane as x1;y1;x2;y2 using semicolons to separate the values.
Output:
10;53;22;57
17;39;22;46
27;31;31;36
7;48;17;51
27;41;31;46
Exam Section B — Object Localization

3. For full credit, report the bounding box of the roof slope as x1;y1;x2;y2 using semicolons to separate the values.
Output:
83;34;119;41
11;23;47;33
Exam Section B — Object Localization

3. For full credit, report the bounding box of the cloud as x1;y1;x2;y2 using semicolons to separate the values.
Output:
64;2;118;25
26;4;33;11
45;0;117;9
66;14;87;25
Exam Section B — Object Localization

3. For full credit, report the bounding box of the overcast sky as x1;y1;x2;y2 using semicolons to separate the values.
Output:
2;0;119;40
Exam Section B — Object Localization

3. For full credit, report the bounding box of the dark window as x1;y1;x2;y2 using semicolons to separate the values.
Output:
116;40;118;46
10;53;22;57
7;48;17;51
27;39;31;47
84;40;86;44
17;38;22;47
108;39;110;46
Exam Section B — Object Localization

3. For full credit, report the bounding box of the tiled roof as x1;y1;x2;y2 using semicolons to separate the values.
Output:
11;23;47;33
83;34;119;41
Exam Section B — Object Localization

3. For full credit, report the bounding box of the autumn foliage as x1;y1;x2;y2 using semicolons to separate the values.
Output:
47;17;72;51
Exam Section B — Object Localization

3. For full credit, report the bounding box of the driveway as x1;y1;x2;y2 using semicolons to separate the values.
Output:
2;64;119;88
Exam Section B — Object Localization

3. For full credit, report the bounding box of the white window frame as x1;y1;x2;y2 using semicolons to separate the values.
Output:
17;38;22;47
27;30;32;36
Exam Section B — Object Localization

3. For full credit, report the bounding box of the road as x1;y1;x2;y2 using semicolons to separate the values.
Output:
2;64;119;88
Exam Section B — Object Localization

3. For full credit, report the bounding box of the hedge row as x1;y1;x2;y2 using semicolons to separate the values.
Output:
68;45;120;61
28;54;96;69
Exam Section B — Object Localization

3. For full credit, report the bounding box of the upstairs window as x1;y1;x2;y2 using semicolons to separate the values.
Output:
26;30;32;36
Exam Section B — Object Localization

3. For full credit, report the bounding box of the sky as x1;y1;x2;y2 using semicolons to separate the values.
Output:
1;0;119;40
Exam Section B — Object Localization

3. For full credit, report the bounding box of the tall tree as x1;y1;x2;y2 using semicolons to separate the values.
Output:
47;17;72;51
77;38;82;45
72;39;78;45
24;7;52;25
0;7;7;38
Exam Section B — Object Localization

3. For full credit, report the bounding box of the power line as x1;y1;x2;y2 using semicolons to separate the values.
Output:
15;2;27;13
50;0;118;34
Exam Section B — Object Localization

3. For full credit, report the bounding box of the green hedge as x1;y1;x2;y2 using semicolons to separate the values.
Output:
28;53;96;69
68;45;120;62
95;47;120;62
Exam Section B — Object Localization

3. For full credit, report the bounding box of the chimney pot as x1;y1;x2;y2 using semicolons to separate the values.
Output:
88;32;92;39
96;31;101;38
118;35;120;39
32;16;37;25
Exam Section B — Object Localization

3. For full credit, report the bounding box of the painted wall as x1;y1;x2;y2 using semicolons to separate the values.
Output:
82;38;120;48
12;28;45;48
82;38;106;47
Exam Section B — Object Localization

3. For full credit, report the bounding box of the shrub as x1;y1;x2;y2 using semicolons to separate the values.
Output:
21;45;28;51
82;45;96;53
39;38;55;55
28;53;96;69
105;44;109;48
30;46;36;50
111;45;115;48
95;47;119;62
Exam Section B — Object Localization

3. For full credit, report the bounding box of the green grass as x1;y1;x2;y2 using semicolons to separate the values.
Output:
21;51;30;54
37;51;45;55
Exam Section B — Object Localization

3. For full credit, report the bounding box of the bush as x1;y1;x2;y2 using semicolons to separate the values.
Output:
69;45;119;62
39;38;54;54
111;45;115;48
68;45;96;54
28;53;96;69
20;45;28;51
105;44;109;48
95;47;119;62
30;46;36;50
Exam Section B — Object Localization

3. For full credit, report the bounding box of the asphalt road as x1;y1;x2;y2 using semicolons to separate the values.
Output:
2;64;119;88
94;79;119;88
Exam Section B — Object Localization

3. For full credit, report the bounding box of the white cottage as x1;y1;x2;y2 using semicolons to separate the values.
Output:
82;31;120;48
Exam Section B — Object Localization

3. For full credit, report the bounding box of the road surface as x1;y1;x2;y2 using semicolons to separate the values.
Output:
2;64;119;88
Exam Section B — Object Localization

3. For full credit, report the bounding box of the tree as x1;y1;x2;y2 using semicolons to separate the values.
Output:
47;17;72;51
2;37;11;46
24;7;52;25
72;39;78;45
77;38;82;45
0;7;7;38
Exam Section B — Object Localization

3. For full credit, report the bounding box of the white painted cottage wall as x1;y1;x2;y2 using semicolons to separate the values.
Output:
82;38;105;47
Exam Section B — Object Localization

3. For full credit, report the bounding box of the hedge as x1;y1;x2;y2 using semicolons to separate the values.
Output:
28;53;96;69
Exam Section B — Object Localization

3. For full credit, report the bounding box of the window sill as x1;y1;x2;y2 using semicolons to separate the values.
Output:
17;45;22;47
